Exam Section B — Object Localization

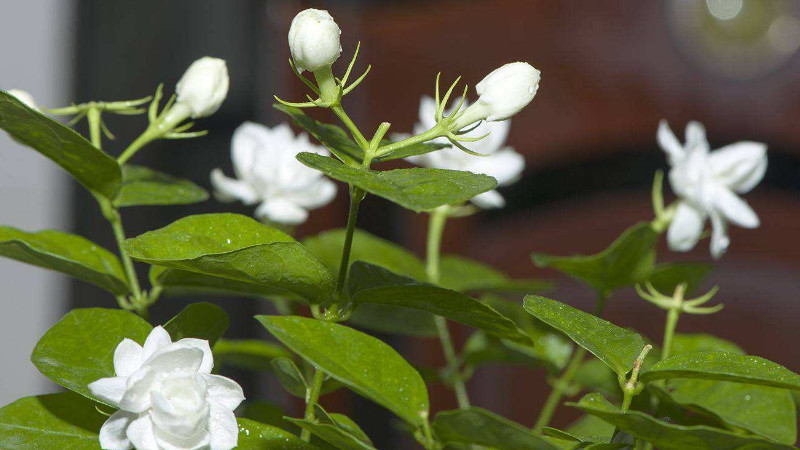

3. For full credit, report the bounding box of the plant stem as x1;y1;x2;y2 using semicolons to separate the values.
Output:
331;104;369;150
300;368;325;442
333;187;363;307
426;207;471;409
532;290;609;433
373;124;443;159
87;107;102;150
117;131;153;165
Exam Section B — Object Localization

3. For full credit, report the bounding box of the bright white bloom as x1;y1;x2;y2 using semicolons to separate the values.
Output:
7;89;37;109
211;122;337;225
88;326;244;450
173;57;229;119
288;9;342;73
453;62;540;129
400;96;525;209
658;120;767;259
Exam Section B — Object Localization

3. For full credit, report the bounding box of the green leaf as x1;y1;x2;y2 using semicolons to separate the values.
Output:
297;152;497;212
236;418;316;449
163;301;229;346
303;228;427;280
274;104;365;166
0;226;129;295
288;407;376;450
565;415;616;442
640;351;800;390
0;392;105;449
542;427;610;445
574;359;622;399
31;308;152;405
256;315;429;426
569;393;794;450
670;333;743;355
462;332;560;372
440;255;553;294
123;213;334;303
433;407;562;450
374;139;449;163
523;295;646;376
647;262;714;296
348;262;531;344
113;165;208;207
237;401;299;435
348;303;438;337
0;90;121;198
150;266;303;301
271;357;308;397
214;339;291;371
533;222;659;293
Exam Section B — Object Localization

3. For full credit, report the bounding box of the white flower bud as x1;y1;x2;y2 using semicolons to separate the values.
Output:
174;57;229;118
7;89;37;110
288;9;342;73
474;62;540;121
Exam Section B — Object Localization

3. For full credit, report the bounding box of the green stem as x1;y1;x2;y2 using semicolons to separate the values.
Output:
374;125;443;159
108;209;145;314
532;291;609;433
117;131;153;165
662;306;681;361
300;368;325;442
426;207;470;409
87;107;102;150
331;104;369;150
333;187;363;304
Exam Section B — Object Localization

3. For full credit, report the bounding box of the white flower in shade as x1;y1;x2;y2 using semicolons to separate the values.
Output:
452;62;540;130
7;89;37;109
399;96;525;209
211;122;337;225
288;9;342;73
88;326;244;450
172;57;229;120
658;120;767;259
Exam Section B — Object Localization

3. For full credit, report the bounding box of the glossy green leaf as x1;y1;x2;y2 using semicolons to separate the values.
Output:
31;308;152;405
640;351;800;390
237;401;299;435
533;222;658;293
163;302;228;346
214;339;291;371
274;104;365;166
440;255;553;293
256;315;429;426
348;303;438;337
297;152;497;212
433;407;562;450
113;165;208;207
462;332;556;371
272;357;308;397
670;333;743;356
0;90;122;198
523;296;646;376
123;213;334;303
0;392;105;449
647;262;714;296
318;409;373;446
0;226;129;295
150;266;303;301
542;427;610;445
288;407;375;450
565;415;615;442
348;262;531;344
570;393;794;450
236;418;315;449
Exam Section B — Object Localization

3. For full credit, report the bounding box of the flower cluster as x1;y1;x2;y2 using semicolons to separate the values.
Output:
89;327;244;450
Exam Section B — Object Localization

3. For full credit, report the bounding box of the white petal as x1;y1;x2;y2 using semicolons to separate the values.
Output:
283;178;337;210
470;190;505;209
708;142;767;193
126;415;159;450
418;96;438;128
121;347;205;412
713;186;759;229
685;121;708;154
88;377;128;407
667;202;706;252
114;339;143;378
210;169;260;205
202;374;245;410
476;147;524;186
231;122;270;179
709;211;730;259
657;120;684;165
177;338;214;374
208;401;239;450
255;198;309;225
98;410;136;450
118;368;157;413
142;326;172;360
145;344;205;374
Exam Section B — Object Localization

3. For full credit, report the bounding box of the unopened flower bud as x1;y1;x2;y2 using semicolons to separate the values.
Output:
288;9;342;73
7;89;37;110
174;57;229;119
453;62;540;129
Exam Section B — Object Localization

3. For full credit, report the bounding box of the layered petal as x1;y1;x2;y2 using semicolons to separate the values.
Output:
89;376;128;407
202;374;245;410
210;169;259;205
282;178;337;210
121;347;205;412
142;326;173;361
208;401;239;450
709;211;730;260
667;201;706;252
685;121;709;155
657;120;684;165
708;141;767;193
114;339;143;378
475;147;525;186
471;190;505;209
126;414;159;450
713;185;759;228
176;338;214;374
255;198;309;225
98;410;136;450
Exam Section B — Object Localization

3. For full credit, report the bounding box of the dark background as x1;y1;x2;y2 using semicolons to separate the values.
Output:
70;1;800;447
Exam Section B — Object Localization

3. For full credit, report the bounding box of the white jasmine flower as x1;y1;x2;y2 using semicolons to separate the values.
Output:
88;326;244;450
211;122;337;225
288;9;342;73
399;96;525;209
7;89;37;109
453;62;540;130
658;120;767;259
169;57;229;120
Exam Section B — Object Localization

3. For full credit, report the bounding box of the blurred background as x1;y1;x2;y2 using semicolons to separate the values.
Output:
2;0;800;447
